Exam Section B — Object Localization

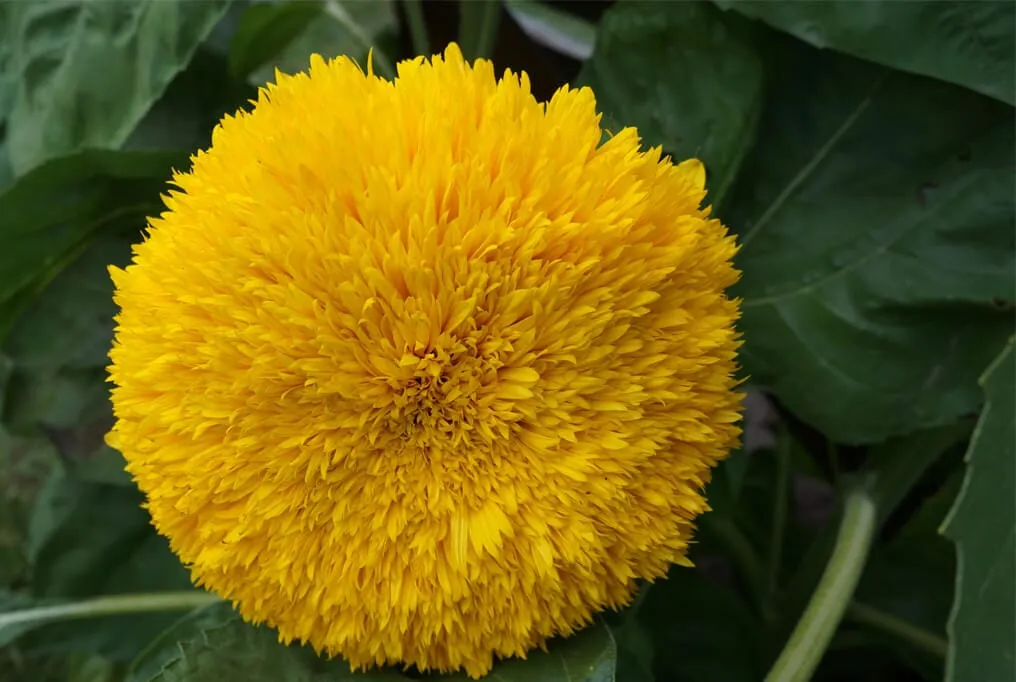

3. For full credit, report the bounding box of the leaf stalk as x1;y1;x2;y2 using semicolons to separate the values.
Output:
765;483;877;682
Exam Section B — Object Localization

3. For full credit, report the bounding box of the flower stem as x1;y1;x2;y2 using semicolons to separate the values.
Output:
0;591;220;634
847;601;948;661
403;0;430;57
765;483;877;682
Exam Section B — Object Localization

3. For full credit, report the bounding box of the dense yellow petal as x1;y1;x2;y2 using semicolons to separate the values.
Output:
107;42;743;679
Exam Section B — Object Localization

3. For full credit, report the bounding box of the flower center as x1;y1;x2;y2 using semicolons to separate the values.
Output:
379;350;508;451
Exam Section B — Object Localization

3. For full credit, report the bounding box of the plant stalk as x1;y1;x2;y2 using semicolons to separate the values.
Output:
847;601;948;661
0;591;221;634
765;483;878;682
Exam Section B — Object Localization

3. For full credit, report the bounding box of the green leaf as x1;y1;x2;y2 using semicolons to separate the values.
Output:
941;337;1015;682
443;621;617;682
228;1;323;80
715;0;1016;106
612;616;654;682
0;427;55;574
0;145;13;196
243;0;398;86
19;474;192;661
124;48;257;155
3;234;134;437
576;1;764;209
2;244;133;489
67;653;120;682
0;149;183;343
4;0;231;175
2;229;150;491
125;603;247;682
868;424;972;527
5;234;128;369
127;602;411;682
28;475;188;599
67;445;132;487
727;37;1015;444
504;0;596;61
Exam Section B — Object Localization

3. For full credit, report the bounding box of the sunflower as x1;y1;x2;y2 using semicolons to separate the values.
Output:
107;43;743;678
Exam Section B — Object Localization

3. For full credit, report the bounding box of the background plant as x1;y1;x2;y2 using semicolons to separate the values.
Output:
0;2;1012;682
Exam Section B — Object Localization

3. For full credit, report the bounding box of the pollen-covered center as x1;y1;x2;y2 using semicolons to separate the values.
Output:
352;295;541;459
382;348;499;449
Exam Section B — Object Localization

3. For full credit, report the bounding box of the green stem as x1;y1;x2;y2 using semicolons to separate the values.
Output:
768;431;792;595
765;484;878;682
403;0;430;57
846;601;948;661
0;592;220;633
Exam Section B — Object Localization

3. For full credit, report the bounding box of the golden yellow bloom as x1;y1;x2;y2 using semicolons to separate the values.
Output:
107;43;742;678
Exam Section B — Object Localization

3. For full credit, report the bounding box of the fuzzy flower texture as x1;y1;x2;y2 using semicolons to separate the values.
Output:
107;44;743;678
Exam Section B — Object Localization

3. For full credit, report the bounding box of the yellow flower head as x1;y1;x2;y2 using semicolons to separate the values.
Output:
107;44;742;678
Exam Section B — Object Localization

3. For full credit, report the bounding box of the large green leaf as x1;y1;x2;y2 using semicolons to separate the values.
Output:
867;424;972;527
4;0;230;175
576;1;763;209
3;235;134;439
236;0;398;86
17;474;192;661
129;603;612;681
715;1;1016;106
0;149;182;343
941;338;1015;682
127;602;411;682
124;47;256;155
228;1;324;80
444;621;617;682
727;38;1015;443
0;231;151;485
